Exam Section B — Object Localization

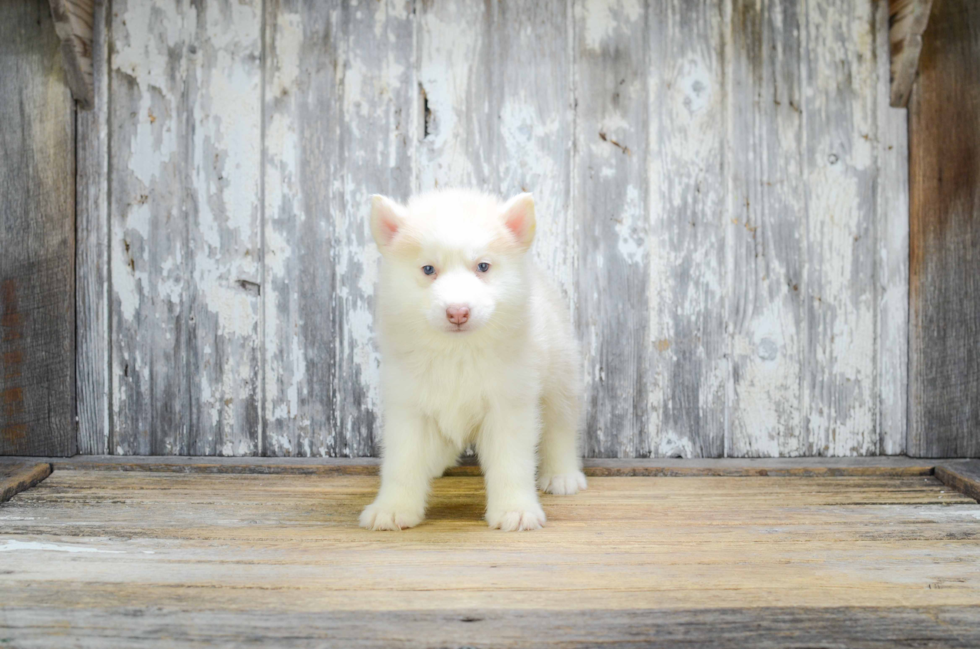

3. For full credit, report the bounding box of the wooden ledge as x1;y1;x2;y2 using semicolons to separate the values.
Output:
0;455;940;477
0;463;52;504
1;456;976;501
935;461;980;502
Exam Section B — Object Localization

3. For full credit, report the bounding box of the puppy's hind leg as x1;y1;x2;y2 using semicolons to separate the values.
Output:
537;382;587;496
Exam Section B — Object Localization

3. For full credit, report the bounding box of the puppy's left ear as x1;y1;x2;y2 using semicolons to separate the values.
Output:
500;193;536;251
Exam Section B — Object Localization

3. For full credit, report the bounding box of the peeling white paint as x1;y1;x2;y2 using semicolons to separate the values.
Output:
497;97;574;306
100;0;903;459
417;0;485;190
576;0;643;51
0;540;123;554
615;185;645;265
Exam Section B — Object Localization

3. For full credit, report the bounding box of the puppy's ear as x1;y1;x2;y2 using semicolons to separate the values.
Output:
370;195;407;249
500;192;536;251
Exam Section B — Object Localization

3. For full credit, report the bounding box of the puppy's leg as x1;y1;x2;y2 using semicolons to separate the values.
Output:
478;403;546;531
537;383;587;496
360;413;451;531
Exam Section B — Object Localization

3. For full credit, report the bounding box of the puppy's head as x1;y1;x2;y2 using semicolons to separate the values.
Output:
369;190;535;337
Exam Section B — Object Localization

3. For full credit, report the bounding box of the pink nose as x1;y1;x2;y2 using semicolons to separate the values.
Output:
446;305;470;326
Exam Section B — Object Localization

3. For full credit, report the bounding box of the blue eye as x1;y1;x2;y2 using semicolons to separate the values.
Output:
477;262;490;273
422;265;435;276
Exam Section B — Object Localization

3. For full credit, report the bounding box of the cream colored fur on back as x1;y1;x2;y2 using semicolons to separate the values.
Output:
360;189;586;532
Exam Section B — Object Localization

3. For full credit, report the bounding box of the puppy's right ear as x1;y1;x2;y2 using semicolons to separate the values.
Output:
370;195;407;249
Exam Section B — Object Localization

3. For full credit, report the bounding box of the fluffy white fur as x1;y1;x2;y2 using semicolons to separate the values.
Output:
359;189;586;532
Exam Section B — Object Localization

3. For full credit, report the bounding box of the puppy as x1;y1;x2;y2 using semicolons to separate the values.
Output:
359;189;586;532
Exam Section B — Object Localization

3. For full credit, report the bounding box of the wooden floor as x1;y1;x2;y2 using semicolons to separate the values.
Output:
2;468;980;647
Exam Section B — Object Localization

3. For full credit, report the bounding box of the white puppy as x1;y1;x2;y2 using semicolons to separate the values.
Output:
359;189;586;532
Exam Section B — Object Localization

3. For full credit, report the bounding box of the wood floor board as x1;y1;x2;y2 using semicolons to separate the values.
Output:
1;471;978;646
0;455;940;477
3;606;980;649
0;463;52;505
937;461;980;502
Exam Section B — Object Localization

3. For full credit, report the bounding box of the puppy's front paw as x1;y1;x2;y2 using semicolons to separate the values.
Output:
359;501;423;531
538;471;587;495
487;503;547;532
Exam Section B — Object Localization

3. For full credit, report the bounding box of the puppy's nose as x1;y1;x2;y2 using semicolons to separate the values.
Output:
446;305;470;325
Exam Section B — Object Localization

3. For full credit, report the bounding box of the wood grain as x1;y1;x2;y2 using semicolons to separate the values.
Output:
108;0;184;456
875;0;910;456
936;461;980;503
262;0;415;457
5;606;980;648
573;0;650;458
262;0;343;457
646;0;727;458
0;454;939;477
84;0;912;458
416;0;493;191
727;0;806;456
0;471;977;648
110;0;262;456
492;0;576;311
336;0;416;456
0;463;52;504
0;0;76;457
184;0;263;456
801;0;878;455
908;0;980;458
75;0;110;455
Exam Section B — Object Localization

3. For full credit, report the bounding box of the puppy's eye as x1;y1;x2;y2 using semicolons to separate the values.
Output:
477;262;491;273
422;265;436;276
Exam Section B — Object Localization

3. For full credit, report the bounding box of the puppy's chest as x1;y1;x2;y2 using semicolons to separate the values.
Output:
413;354;507;436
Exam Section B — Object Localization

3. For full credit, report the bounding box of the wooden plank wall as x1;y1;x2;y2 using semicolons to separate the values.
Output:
0;0;77;457
76;0;910;458
908;0;979;457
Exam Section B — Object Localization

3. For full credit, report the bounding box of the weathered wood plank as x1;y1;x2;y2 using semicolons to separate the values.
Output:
0;0;76;457
0;472;977;629
263;1;414;457
109;0;189;455
645;0;726;458
0;454;940;477
489;0;577;464
936;461;980;502
76;0;109;455
908;0;980;458
802;0;878;455
573;0;650;458
5;606;980;649
889;0;934;108
726;0;805;457
875;0;910;456
82;0;911;460
416;0;492;191
262;0;341;456
334;0;416;457
184;0;263;455
0;463;52;504
110;0;262;456
491;0;575;308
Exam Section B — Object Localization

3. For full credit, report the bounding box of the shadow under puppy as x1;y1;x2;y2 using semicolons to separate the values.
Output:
360;190;586;532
